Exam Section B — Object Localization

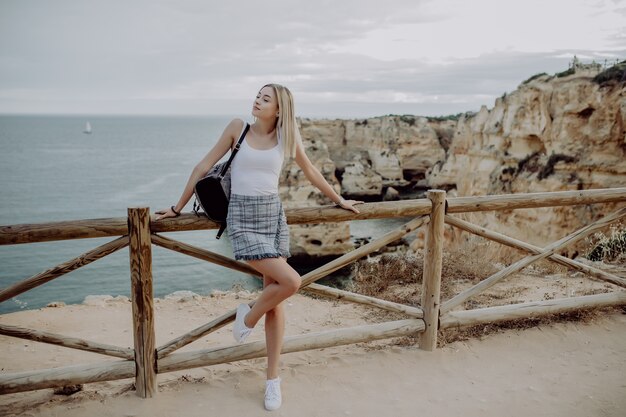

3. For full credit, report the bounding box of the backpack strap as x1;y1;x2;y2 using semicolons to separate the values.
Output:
218;122;250;178
216;222;227;240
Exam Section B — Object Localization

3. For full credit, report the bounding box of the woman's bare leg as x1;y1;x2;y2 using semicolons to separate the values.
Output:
263;275;285;380
243;257;300;328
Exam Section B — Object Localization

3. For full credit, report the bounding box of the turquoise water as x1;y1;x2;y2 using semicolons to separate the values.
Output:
0;115;410;314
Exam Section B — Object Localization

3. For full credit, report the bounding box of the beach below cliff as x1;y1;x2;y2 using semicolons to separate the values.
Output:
1;281;625;417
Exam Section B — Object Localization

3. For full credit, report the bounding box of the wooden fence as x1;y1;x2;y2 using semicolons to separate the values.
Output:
1;187;625;397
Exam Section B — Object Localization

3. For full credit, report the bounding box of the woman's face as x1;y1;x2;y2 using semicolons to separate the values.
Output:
252;86;279;120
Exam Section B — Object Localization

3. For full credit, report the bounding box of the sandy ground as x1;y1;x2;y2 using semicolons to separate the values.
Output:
1;284;625;417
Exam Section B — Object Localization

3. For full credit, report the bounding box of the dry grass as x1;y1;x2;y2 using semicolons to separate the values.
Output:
586;222;626;263
382;306;623;349
351;241;503;304
349;238;625;348
347;213;626;350
436;306;622;347
352;213;626;348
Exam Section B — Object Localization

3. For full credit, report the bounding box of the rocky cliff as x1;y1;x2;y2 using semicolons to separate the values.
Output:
281;115;457;261
428;64;626;251
299;116;455;198
279;138;354;261
284;62;626;259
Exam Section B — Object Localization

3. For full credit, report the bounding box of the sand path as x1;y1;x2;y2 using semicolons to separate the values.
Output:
1;293;625;416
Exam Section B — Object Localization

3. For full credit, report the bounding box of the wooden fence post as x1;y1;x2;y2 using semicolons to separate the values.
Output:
419;190;446;351
128;207;156;398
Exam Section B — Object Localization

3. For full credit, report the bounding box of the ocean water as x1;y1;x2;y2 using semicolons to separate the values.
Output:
0;115;410;314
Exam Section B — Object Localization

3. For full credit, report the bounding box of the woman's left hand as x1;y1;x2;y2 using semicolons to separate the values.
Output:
337;199;364;214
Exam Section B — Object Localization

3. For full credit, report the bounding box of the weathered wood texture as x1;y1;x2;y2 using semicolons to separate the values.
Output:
158;319;425;374
446;188;626;213
0;217;129;245
419;190;446;351
156;307;243;359
440;292;626;329
3;188;624;245
442;206;626;313
445;215;626;288
2;293;621;395
0;360;135;395
151;234;253;275
0;237;129;303
0;323;133;359
156;215;428;358
128;208;156;398
303;284;423;318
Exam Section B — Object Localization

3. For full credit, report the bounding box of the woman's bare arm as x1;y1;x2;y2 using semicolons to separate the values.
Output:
155;118;244;220
294;130;363;214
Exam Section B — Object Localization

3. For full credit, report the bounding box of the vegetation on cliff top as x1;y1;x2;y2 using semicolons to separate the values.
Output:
522;72;549;85
593;60;626;85
380;113;472;125
521;59;625;85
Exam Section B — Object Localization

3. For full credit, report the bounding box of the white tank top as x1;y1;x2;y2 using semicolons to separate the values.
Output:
230;128;284;195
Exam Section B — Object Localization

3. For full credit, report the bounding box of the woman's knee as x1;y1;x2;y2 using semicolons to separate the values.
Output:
283;274;300;295
251;258;300;295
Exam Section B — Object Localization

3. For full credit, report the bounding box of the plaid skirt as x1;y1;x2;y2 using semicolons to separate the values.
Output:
226;193;291;261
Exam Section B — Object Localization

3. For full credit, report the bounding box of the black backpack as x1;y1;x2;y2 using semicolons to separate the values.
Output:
193;122;250;239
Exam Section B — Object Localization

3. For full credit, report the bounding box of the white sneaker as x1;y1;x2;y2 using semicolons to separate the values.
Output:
233;303;252;343
264;377;282;411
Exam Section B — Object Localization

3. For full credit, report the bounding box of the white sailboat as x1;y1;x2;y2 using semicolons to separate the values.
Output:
83;121;92;134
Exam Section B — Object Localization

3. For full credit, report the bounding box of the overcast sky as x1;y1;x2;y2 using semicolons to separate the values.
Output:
1;0;624;118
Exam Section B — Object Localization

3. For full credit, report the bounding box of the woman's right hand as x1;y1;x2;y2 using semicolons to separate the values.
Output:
155;207;178;221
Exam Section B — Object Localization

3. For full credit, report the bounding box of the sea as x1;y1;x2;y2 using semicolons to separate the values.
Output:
0;115;411;314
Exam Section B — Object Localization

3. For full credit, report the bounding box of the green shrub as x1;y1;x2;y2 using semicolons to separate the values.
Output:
426;112;466;122
399;115;417;126
522;72;549;84
537;153;577;180
555;67;575;78
587;227;626;262
593;60;626;85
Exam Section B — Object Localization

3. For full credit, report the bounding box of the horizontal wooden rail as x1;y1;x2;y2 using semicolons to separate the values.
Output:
0;217;130;245
0;236;130;303
440;291;626;329
304;284;423;318
446;187;626;214
0;201;430;245
0;324;134;360
2;188;624;245
158;318;425;374
445;215;626;288
0;360;135;395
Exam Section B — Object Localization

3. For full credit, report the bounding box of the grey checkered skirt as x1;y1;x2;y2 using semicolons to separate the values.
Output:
226;193;291;261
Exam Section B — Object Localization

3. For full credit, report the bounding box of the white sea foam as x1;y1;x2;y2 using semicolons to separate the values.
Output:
164;290;201;302
83;295;130;306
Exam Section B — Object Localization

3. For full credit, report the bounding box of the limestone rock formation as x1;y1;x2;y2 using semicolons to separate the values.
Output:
299;116;453;197
287;61;625;259
341;154;383;196
279;137;353;260
429;65;626;249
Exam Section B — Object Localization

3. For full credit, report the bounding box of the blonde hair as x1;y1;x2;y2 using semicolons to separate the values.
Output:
262;83;300;159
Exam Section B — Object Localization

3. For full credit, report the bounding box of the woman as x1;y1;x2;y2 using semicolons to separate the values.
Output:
156;84;362;411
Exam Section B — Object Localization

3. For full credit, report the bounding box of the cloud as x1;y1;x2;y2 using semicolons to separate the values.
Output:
0;0;624;117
